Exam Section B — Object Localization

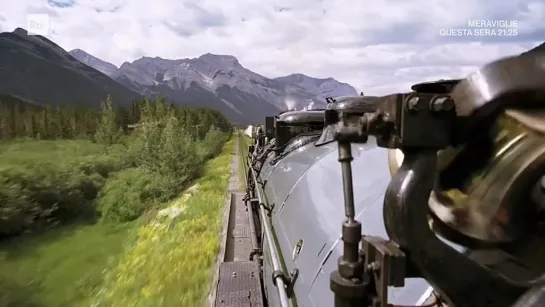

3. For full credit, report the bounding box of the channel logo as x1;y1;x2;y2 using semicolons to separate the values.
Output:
26;14;68;36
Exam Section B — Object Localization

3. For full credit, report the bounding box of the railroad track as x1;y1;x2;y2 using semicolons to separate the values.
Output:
211;133;265;307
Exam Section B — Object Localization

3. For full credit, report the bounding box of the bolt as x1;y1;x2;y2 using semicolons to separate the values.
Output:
407;96;419;112
367;261;380;271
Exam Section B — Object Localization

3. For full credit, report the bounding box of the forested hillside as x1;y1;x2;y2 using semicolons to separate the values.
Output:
0;95;231;237
0;96;232;306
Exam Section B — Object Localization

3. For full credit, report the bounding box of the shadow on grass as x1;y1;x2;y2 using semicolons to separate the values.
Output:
0;220;135;307
0;219;97;260
0;278;44;307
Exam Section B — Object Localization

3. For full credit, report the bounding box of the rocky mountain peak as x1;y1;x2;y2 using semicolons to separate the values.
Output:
198;53;240;66
0;28;139;109
274;73;357;99
13;27;28;36
521;42;545;56
69;49;118;76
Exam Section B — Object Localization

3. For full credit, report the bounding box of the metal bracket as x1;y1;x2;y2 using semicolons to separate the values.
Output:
361;236;407;307
272;269;299;298
249;249;262;261
261;202;275;216
383;150;526;306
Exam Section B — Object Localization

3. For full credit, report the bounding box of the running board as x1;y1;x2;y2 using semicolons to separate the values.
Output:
214;261;264;307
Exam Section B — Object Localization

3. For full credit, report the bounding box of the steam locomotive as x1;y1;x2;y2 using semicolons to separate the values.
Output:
239;53;545;307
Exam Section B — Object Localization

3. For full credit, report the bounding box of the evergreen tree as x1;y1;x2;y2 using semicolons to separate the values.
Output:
95;95;119;147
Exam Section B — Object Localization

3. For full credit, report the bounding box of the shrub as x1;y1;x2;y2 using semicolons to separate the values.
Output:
132;115;204;184
0;140;125;236
98;168;178;223
0;98;232;236
199;125;229;159
0;175;38;235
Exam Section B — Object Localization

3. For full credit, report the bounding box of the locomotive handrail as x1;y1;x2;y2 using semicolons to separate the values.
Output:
244;136;292;307
239;136;260;256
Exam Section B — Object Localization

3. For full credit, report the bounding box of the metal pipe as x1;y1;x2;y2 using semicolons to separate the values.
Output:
249;160;291;307
240;138;260;257
246;199;259;258
338;142;356;221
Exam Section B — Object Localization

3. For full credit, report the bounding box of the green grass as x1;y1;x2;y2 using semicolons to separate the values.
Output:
0;134;230;306
0;139;135;306
0;139;103;163
0;139;126;174
0;99;233;307
93;138;235;307
0;127;231;307
0;221;137;307
0;139;128;236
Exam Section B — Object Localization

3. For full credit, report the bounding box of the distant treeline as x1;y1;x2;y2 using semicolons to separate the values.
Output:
0;95;232;141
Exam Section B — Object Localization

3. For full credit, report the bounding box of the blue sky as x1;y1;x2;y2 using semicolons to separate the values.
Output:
0;0;543;94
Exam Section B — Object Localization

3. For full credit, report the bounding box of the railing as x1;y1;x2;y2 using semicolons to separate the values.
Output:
240;133;291;307
238;134;260;256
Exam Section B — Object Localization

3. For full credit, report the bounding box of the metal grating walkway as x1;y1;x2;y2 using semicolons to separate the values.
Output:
215;262;264;307
213;136;264;307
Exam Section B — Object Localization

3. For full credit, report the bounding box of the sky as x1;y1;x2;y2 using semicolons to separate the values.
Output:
0;0;544;95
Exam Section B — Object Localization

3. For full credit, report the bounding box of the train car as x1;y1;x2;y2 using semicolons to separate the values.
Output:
246;99;437;307
216;54;545;307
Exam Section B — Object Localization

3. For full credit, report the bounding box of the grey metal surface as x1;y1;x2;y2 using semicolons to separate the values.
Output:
250;159;292;307
258;136;438;307
215;261;264;307
226;193;253;262
212;136;265;307
233;226;251;238
265;143;333;215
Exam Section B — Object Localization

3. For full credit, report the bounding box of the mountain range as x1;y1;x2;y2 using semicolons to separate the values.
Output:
1;27;543;124
0;27;357;124
68;50;358;124
0;28;140;108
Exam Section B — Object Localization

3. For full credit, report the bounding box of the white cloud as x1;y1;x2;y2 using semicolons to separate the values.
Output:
0;0;544;95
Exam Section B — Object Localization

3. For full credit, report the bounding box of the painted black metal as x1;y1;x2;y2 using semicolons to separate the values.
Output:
241;54;545;307
410;79;461;93
276;110;325;124
265;116;275;140
512;284;545;307
383;150;525;306
324;96;380;126
317;96;381;146
274;110;325;150
261;202;274;217
329;83;535;306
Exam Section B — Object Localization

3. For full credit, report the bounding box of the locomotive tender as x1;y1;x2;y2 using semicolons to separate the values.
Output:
236;53;545;307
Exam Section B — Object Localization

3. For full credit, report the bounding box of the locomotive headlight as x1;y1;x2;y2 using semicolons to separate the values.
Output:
388;108;545;245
